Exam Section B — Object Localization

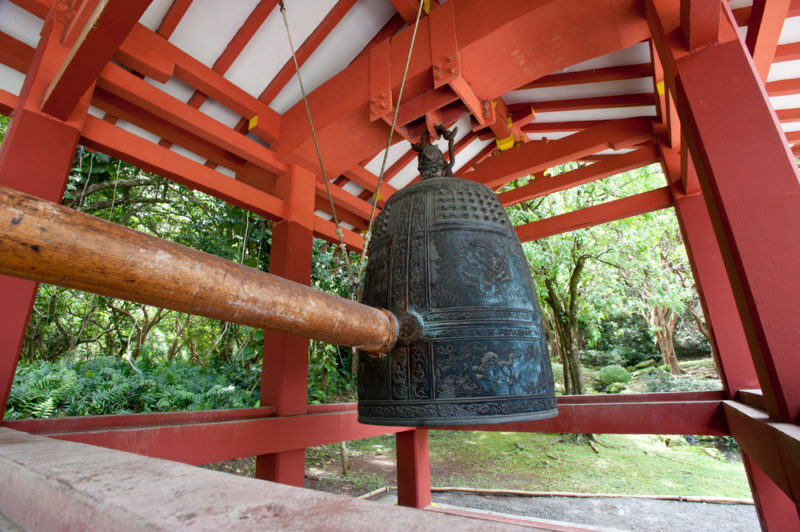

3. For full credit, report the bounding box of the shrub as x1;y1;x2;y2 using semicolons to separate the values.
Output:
591;314;660;367
581;349;622;368
641;369;722;393
5;357;261;420
594;364;632;392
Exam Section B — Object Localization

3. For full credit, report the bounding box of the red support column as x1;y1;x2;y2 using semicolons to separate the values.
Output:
742;453;800;531
661;148;758;397
396;429;431;509
650;0;800;425
0;17;91;417
255;165;315;487
649;1;800;523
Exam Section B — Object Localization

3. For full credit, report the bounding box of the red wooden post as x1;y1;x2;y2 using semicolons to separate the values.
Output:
396;429;431;508
0;17;91;417
255;165;315;487
742;453;800;531
649;0;800;523
672;31;800;425
661;148;759;397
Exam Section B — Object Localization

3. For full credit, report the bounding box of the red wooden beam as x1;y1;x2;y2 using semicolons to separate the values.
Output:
650;0;800;425
0;90;17;116
91;87;249;171
95;62;286;176
766;77;800;96
277;0;650;178
512;93;655;114
663;146;759;397
257;165;315;487
0;31;34;73
115;24;281;144
497;145;659;207
521;63;654;90
724;401;800;508
396;429;431;509
745;0;792;81
79;115;285;221
389;0;424;24
454;142;495;177
774;41;800;61
157;0;192;39
41;0;152;120
2;394;725;466
680;0;720;52
344;165;398;199
0;20;93;418
38;409;410;466
3;407;276;435
258;0;356;107
446;392;727;435
515;187;673;243
7;0;48;18
466;117;654;189
312;217;364;252
522;120;607;133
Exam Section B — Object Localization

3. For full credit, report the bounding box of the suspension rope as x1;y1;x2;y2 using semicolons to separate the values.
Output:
355;0;426;290
279;0;425;300
278;0;357;295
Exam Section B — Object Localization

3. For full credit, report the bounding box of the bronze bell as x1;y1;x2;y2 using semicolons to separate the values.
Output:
358;126;557;426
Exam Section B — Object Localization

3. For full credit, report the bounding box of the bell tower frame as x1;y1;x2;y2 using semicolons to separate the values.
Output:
0;0;799;528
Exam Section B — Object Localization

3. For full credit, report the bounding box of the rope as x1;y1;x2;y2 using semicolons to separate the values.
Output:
278;0;425;300
355;0;426;291
278;0;356;295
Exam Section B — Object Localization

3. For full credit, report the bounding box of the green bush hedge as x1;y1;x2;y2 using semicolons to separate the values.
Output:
593;364;632;392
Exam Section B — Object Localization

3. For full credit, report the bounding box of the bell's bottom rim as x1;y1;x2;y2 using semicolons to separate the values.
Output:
357;407;558;427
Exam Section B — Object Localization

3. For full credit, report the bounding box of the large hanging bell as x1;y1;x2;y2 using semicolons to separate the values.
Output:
358;126;557;426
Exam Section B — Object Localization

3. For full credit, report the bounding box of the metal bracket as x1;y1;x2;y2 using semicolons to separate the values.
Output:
428;0;493;127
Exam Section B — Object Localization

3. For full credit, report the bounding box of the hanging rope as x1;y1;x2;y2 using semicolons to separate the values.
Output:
355;0;426;293
278;0;357;296
279;0;425;300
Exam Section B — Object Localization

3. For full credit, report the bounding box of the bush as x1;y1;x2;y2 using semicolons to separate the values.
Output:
593;364;632;392
582;349;622;368
641;369;722;393
590;314;660;367
5;357;261;420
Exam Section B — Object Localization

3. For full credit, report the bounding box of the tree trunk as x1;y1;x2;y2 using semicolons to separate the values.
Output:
651;306;684;375
544;275;585;395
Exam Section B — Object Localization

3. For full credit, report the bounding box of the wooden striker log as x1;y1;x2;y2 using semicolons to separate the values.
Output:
0;186;397;352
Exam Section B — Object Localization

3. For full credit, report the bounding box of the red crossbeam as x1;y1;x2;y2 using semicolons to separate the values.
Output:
466;118;654;189
80;115;286;221
724;401;800;507
497;146;659;207
745;0;792;81
515;187;673;243
277;0;650;178
1;393;726;465
41;0;152;120
521;63;654;90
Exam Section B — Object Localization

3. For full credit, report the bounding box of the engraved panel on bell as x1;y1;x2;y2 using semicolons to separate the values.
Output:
357;127;557;427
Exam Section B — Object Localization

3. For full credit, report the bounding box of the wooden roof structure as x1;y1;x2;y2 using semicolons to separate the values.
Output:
0;0;799;528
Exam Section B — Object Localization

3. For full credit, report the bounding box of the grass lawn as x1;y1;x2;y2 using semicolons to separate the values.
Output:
335;430;750;499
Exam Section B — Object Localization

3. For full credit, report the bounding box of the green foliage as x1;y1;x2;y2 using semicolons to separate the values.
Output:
640;368;722;393
588;313;660;367
593;364;632;392
5;357;260;419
